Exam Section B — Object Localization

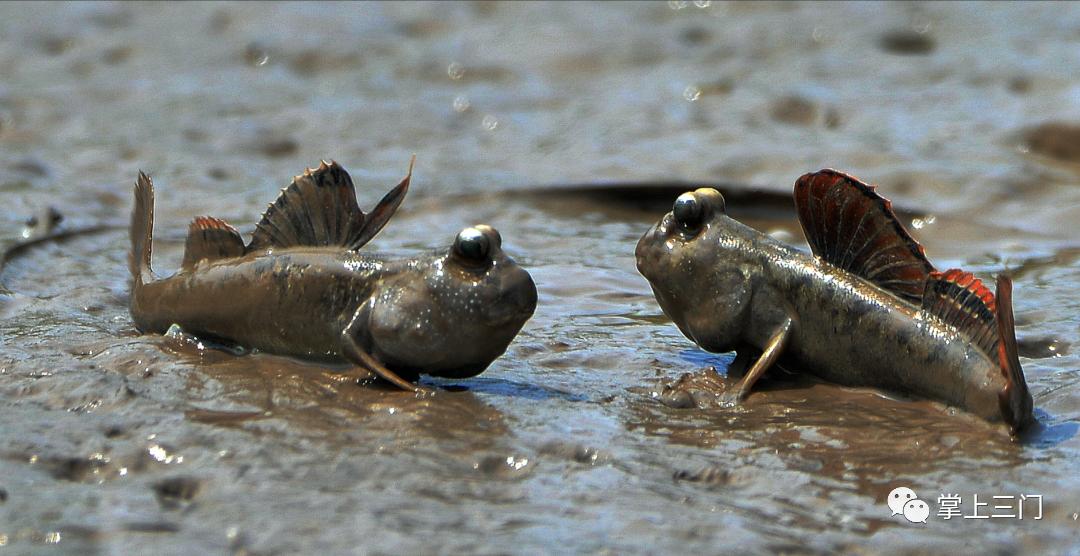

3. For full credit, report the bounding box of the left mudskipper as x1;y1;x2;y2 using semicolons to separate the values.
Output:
129;159;537;392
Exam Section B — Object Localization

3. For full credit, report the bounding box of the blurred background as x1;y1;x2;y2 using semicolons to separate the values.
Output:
0;2;1077;554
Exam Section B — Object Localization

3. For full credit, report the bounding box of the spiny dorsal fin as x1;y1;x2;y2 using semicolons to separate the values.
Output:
181;216;245;270
920;269;998;356
247;158;412;252
793;169;936;303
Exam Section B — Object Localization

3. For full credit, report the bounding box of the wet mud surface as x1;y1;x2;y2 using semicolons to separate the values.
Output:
1;2;1078;554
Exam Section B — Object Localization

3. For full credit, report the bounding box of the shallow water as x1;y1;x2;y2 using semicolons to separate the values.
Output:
1;2;1078;554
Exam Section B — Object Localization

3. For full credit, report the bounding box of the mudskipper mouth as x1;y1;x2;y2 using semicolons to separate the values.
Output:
489;273;538;326
634;225;667;280
492;306;534;327
490;293;536;326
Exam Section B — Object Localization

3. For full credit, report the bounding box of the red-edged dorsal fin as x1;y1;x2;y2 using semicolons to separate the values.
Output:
181;216;245;270
994;275;1034;433
793;169;936;303
922;270;1035;433
247;158;412;252
920;269;998;356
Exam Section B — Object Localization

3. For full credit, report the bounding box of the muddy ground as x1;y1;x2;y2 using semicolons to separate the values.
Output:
0;2;1078;554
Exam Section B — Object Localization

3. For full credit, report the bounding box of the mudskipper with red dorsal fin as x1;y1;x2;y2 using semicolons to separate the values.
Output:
636;169;1033;434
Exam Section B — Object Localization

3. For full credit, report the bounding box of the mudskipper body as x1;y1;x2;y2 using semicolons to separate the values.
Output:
128;160;537;391
636;169;1033;433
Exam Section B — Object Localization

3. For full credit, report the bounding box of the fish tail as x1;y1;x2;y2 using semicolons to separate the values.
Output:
129;171;156;288
995;274;1034;434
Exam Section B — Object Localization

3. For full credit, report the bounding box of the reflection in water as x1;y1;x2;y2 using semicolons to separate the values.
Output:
432;376;587;402
1020;409;1080;449
677;347;736;373
152;334;513;447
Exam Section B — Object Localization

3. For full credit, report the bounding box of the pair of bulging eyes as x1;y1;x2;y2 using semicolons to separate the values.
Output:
452;190;720;261
452;225;502;264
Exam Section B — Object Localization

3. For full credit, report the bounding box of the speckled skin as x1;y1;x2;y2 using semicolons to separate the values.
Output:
132;244;537;380
636;189;1007;424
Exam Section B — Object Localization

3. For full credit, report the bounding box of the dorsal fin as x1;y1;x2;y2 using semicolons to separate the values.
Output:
793;169;936;303
920;269;998;356
181;216;245;270
921;270;1034;433
247;158;412;252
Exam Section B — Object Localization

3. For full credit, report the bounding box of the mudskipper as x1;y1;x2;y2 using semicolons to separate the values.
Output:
129;159;537;391
636;169;1033;433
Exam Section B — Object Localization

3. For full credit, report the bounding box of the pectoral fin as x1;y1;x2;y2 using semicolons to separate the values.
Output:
339;305;424;393
734;318;792;400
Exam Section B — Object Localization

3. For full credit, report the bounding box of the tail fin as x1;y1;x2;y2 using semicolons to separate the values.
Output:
995;274;1034;433
129;171;156;288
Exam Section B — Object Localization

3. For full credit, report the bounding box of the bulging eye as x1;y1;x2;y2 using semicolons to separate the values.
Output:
454;227;490;262
673;192;704;230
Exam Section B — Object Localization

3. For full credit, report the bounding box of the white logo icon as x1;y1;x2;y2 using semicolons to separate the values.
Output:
903;499;930;523
887;487;918;515
887;486;928;523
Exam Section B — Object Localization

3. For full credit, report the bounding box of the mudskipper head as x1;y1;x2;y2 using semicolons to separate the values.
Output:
636;188;755;352
366;224;537;378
